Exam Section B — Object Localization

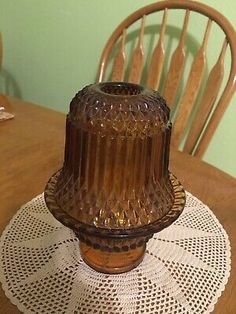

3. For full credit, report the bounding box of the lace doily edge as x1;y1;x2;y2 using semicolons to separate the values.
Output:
187;193;232;314
0;192;232;314
0;195;44;314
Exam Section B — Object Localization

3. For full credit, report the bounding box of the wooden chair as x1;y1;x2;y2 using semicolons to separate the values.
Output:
0;33;14;121
0;33;2;71
96;0;236;158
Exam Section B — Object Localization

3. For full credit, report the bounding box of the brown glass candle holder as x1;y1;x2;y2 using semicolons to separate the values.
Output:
44;82;185;274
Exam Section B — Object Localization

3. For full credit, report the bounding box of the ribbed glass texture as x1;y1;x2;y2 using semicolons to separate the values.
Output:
55;82;174;229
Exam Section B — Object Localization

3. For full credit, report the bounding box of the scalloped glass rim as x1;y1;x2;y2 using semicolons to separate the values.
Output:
44;171;185;239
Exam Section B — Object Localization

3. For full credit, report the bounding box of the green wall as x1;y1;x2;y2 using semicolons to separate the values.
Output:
0;0;235;177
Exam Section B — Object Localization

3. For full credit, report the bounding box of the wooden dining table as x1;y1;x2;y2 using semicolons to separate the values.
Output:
0;95;235;314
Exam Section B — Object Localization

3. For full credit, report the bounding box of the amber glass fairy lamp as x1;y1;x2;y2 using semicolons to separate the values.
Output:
44;82;185;274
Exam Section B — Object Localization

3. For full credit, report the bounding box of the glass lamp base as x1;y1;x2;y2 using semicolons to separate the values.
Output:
79;242;146;274
45;171;185;274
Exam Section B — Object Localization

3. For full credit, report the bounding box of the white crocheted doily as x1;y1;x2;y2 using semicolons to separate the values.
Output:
0;192;231;314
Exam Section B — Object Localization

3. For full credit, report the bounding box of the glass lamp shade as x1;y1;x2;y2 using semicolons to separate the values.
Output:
44;82;185;273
